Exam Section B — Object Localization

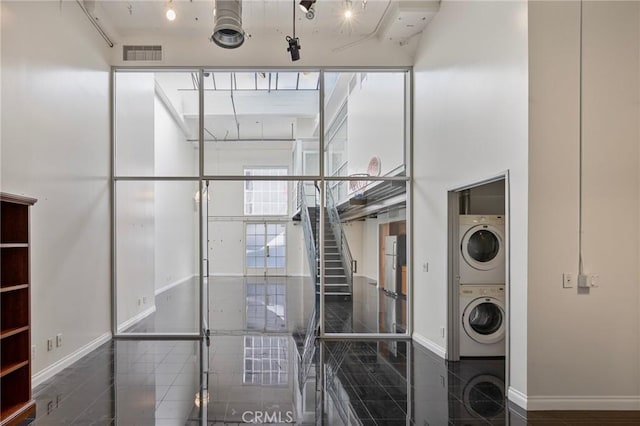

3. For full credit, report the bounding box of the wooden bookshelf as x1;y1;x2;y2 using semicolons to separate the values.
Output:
0;193;36;425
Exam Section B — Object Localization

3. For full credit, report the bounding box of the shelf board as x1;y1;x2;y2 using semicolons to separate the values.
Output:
0;326;29;340
0;243;28;248
0;400;35;425
0;360;28;378
0;284;29;293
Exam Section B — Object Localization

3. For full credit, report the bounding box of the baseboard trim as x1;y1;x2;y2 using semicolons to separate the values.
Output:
412;332;446;359
508;387;528;409
208;273;245;277
508;387;640;410
32;331;112;389
116;305;156;333
155;274;196;295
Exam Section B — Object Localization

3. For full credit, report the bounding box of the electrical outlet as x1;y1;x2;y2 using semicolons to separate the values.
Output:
578;274;599;288
440;327;445;338
137;298;142;306
142;296;147;305
563;273;573;288
56;334;63;348
47;338;54;351
422;262;429;272
32;345;36;361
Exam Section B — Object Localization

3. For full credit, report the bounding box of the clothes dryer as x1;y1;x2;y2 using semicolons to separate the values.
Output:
459;215;505;284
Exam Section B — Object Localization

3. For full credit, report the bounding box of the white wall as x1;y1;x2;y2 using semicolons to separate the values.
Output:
528;0;640;409
108;33;414;68
153;92;198;293
347;73;405;176
1;1;111;375
205;145;306;276
115;74;156;329
412;0;529;399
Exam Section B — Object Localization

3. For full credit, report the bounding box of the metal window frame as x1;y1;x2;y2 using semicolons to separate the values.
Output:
110;66;413;341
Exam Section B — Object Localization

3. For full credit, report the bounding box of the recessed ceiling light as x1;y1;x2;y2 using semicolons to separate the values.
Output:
344;0;353;19
165;1;176;21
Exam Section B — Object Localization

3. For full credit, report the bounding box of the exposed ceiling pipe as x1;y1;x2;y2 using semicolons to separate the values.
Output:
211;0;245;49
75;0;114;48
331;0;392;53
229;75;241;139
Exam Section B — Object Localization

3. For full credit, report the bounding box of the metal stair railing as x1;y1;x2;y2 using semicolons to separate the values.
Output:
299;181;319;288
324;341;353;425
326;185;355;295
297;305;318;393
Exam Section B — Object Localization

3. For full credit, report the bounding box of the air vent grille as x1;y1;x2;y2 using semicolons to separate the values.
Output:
123;45;162;61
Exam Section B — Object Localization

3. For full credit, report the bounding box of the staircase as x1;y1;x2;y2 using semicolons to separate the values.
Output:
307;207;352;300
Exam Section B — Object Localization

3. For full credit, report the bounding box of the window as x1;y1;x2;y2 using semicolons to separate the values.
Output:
243;168;288;215
243;335;289;385
246;281;286;331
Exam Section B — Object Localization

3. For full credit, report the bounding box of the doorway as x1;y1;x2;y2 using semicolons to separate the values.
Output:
245;222;287;276
447;174;509;370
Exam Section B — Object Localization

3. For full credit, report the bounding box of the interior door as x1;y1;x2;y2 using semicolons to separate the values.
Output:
245;223;286;276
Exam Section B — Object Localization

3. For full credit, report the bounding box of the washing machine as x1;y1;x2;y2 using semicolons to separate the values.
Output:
460;285;505;357
459;215;505;285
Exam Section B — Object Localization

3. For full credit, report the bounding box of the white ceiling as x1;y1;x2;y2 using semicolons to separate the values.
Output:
89;0;436;45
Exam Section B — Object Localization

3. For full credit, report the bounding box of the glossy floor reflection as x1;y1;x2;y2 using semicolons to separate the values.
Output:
27;277;640;425
24;337;640;425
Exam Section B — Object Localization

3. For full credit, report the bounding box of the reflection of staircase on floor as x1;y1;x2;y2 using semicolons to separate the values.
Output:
307;207;351;300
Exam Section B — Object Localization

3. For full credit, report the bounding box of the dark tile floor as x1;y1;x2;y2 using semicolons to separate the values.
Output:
21;277;640;425
22;337;640;425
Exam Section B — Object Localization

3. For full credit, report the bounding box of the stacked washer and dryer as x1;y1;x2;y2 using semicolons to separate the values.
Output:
459;215;506;357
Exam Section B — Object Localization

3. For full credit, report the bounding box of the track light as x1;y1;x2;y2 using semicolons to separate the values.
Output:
305;7;315;20
299;0;316;13
286;36;301;61
286;0;301;61
165;1;176;21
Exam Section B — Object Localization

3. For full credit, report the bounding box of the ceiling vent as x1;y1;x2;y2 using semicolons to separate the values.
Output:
123;45;163;61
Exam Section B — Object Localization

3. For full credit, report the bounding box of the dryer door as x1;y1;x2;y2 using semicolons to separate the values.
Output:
462;374;505;420
462;297;505;344
461;224;504;271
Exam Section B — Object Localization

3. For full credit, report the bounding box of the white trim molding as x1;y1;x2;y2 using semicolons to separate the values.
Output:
412;332;446;359
508;387;528;409
32;331;112;389
508;387;640;411
116;305;156;333
155;274;196;295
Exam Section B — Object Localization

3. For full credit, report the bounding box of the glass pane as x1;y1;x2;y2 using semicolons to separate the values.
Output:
115;180;200;334
323;181;408;334
204;71;320;176
468;230;500;262
324;71;407;177
114;71;199;177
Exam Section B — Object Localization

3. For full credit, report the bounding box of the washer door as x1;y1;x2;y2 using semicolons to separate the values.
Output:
462;297;505;344
462;374;505;419
461;224;503;271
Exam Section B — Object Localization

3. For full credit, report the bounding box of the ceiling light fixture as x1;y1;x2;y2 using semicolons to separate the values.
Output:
299;0;315;13
286;0;301;61
165;1;176;21
211;0;245;49
299;0;316;18
344;0;353;19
